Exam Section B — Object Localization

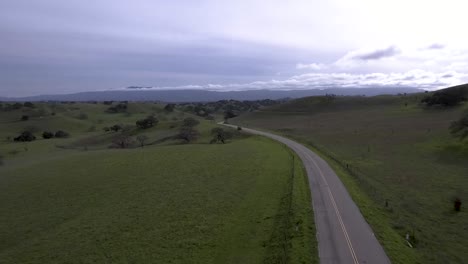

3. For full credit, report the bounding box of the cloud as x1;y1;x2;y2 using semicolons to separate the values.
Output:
296;63;327;70
124;70;468;91
352;46;401;61
427;43;445;50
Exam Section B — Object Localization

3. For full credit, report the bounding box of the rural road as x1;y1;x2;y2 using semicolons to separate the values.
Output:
223;124;391;264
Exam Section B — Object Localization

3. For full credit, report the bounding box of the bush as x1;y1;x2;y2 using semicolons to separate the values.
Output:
54;130;70;138
42;131;54;139
21;115;29;121
110;124;123;132
14;131;36;142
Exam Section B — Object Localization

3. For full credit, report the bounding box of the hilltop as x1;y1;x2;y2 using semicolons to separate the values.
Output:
1;87;423;102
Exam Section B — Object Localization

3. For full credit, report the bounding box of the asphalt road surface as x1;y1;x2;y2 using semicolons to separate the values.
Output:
224;124;391;264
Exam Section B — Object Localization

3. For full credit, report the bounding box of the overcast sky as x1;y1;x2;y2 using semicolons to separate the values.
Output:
1;0;467;97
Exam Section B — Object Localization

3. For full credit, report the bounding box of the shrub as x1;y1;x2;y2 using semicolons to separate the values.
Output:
21;115;29;121
42;131;54;139
14;131;36;142
110;124;123;132
54;130;70;138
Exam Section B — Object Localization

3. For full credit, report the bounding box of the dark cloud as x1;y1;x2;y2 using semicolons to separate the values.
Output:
353;46;400;60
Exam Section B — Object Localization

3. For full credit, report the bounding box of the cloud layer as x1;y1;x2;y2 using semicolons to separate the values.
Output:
125;70;468;91
1;0;468;96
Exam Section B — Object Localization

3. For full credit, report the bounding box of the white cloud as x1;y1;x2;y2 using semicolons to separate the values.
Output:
296;63;327;70
125;70;468;91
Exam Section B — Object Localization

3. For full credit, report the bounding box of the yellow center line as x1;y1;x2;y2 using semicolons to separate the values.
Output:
305;150;360;264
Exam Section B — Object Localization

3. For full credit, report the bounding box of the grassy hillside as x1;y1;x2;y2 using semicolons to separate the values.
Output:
0;102;317;263
234;89;468;263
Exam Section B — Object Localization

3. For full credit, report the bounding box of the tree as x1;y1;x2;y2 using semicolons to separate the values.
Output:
42;131;54;139
54;130;70;138
136;135;149;147
450;114;468;140
14;131;36;142
224;110;237;120
164;103;176;112
112;135;134;148
182;117;199;128
136;115;158;129
210;127;233;144
177;126;199;143
106;102;128;113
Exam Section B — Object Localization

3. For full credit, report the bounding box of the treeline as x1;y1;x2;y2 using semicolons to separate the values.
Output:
175;99;281;119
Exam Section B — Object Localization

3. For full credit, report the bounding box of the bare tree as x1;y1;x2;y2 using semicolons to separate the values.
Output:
137;135;149;148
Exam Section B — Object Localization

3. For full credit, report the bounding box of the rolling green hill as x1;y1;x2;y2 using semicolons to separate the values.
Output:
234;85;468;264
0;102;317;263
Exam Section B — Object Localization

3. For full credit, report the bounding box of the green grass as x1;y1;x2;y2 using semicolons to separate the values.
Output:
234;94;468;263
0;102;317;263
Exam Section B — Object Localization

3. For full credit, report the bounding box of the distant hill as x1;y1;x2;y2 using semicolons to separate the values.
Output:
1;87;424;102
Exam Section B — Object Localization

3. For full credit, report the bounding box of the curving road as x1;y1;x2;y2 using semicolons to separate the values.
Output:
223;124;391;264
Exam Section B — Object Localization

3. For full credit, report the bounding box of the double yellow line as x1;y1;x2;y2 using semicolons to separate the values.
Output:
307;152;360;264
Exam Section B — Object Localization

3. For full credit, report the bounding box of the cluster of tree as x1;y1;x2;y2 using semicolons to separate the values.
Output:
450;113;468;141
42;130;70;139
105;102;128;113
177;117;200;143
0;102;35;111
210;128;233;144
136;115;158;129
421;87;467;107
177;99;279;119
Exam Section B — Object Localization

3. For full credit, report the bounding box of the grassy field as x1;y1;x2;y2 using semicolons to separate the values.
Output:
234;93;468;263
0;102;317;263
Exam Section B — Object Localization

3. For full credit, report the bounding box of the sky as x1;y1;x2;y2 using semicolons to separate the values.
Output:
1;0;468;97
